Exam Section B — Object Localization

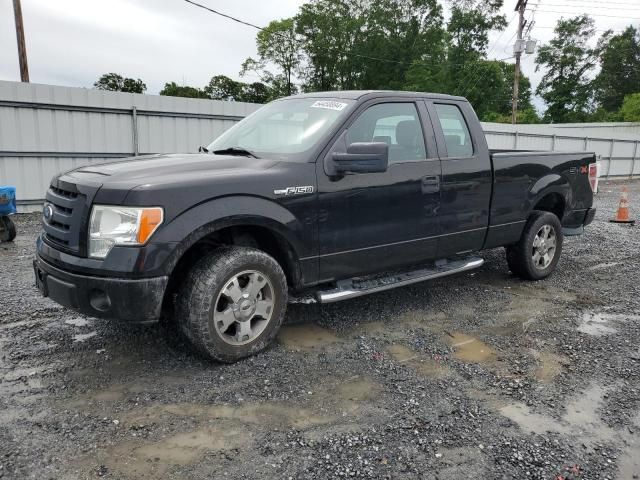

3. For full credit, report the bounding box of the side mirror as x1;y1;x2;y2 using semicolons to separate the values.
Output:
331;142;389;174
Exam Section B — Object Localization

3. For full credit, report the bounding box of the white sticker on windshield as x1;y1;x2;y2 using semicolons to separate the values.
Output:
310;100;348;111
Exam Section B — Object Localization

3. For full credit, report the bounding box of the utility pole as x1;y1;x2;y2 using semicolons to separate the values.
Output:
512;0;527;124
12;0;30;82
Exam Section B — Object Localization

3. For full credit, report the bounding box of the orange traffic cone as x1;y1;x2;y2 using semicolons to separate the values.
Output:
610;186;635;225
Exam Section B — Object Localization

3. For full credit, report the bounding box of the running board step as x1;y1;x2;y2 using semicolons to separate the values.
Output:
316;257;484;303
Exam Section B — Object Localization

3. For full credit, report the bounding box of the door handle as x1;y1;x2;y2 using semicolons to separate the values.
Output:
422;175;440;193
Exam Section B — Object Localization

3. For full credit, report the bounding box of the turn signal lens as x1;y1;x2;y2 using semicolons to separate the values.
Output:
137;208;164;244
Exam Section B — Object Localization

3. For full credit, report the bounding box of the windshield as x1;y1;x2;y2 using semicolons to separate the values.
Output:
207;98;355;161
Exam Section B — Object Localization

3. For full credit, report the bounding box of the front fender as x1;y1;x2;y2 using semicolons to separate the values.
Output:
149;195;311;275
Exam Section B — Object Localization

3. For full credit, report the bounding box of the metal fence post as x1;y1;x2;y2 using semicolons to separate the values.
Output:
607;138;614;178
132;106;139;156
631;141;639;178
551;134;556;151
514;131;519;149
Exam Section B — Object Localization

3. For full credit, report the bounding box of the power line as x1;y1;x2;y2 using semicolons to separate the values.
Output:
533;9;640;20
534;25;626;33
560;0;640;6
459;12;519;93
531;2;640;10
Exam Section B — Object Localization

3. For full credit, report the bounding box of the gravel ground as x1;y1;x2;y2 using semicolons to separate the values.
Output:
1;180;639;480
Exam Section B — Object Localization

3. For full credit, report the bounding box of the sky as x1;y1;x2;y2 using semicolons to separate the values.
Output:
1;0;638;113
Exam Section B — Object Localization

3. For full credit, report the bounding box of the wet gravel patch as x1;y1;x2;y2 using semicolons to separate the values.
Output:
0;180;639;479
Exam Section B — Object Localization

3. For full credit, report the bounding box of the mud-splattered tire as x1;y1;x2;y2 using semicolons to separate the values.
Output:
506;211;563;281
0;216;16;242
176;246;287;363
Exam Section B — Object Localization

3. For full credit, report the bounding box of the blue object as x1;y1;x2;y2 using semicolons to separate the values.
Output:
0;186;17;215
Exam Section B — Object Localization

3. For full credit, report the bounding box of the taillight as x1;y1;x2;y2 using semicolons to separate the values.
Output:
588;163;598;193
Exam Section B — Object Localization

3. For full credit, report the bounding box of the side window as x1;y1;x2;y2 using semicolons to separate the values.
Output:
345;103;426;163
434;104;474;157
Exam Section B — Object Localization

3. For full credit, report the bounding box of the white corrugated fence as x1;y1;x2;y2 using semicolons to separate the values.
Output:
1;80;638;211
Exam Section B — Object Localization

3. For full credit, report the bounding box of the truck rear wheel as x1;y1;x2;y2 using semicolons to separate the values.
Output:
176;246;288;363
506;211;563;280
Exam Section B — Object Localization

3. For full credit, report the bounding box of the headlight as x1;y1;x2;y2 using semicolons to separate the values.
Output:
88;205;163;259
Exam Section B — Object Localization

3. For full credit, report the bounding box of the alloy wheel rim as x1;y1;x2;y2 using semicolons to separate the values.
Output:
212;270;274;346
532;224;557;270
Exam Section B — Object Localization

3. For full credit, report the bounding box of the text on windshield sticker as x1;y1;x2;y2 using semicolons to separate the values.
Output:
310;100;348;111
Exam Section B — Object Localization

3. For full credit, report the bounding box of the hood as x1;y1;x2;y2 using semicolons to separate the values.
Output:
57;153;315;216
67;153;279;186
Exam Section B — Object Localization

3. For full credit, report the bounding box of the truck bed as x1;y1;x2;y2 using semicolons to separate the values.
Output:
484;150;596;248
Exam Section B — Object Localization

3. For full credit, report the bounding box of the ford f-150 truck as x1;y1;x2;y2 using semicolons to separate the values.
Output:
34;91;597;362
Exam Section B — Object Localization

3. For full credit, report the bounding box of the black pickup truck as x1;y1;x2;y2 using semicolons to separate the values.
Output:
34;91;596;362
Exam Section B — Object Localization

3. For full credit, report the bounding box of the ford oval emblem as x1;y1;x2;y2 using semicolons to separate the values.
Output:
43;204;54;222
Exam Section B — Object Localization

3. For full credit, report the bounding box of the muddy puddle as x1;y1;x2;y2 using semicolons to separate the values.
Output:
88;375;384;477
578;311;638;336
447;333;497;363
72;331;97;342
93;424;251;478
278;323;341;350
64;316;90;327
499;383;616;443
531;350;568;384
387;344;451;378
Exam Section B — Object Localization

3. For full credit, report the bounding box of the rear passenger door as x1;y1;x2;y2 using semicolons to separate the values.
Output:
426;100;492;256
317;99;441;281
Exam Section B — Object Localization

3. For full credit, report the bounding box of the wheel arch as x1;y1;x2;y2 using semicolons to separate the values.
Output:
157;196;310;317
528;174;570;221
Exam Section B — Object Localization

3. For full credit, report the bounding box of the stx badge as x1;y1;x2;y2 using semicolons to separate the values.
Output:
274;186;314;196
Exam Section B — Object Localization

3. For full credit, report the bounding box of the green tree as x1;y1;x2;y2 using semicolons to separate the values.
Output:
204;75;245;101
405;0;507;116
296;0;445;91
535;15;604;123
94;73;146;93
295;0;364;90
241;18;301;96
595;26;640;112
620;93;640;121
159;82;208;99
240;82;271;104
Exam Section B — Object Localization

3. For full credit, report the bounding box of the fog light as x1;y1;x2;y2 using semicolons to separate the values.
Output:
89;289;111;312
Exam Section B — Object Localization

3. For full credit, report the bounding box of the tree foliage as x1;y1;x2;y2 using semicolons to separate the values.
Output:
620;93;640;122
94;2;640;124
94;73;146;93
594;26;640;112
241;18;301;97
295;0;445;91
159;82;208;99
535;16;604;123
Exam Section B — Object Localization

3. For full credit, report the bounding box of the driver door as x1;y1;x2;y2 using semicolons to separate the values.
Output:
316;99;442;282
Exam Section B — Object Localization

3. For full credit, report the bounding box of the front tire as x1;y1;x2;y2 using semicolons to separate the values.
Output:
506;211;563;280
177;246;288;363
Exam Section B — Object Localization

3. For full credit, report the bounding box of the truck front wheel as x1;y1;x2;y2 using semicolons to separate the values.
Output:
176;246;288;363
506;211;563;280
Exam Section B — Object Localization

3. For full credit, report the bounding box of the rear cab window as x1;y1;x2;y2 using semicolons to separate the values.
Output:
434;104;474;157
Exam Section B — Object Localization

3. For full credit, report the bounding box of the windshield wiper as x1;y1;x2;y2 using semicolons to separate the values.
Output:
212;147;259;158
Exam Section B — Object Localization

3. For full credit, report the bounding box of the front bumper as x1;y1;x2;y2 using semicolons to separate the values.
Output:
34;253;168;322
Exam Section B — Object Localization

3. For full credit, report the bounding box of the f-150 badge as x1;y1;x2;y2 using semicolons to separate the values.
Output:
274;186;314;196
